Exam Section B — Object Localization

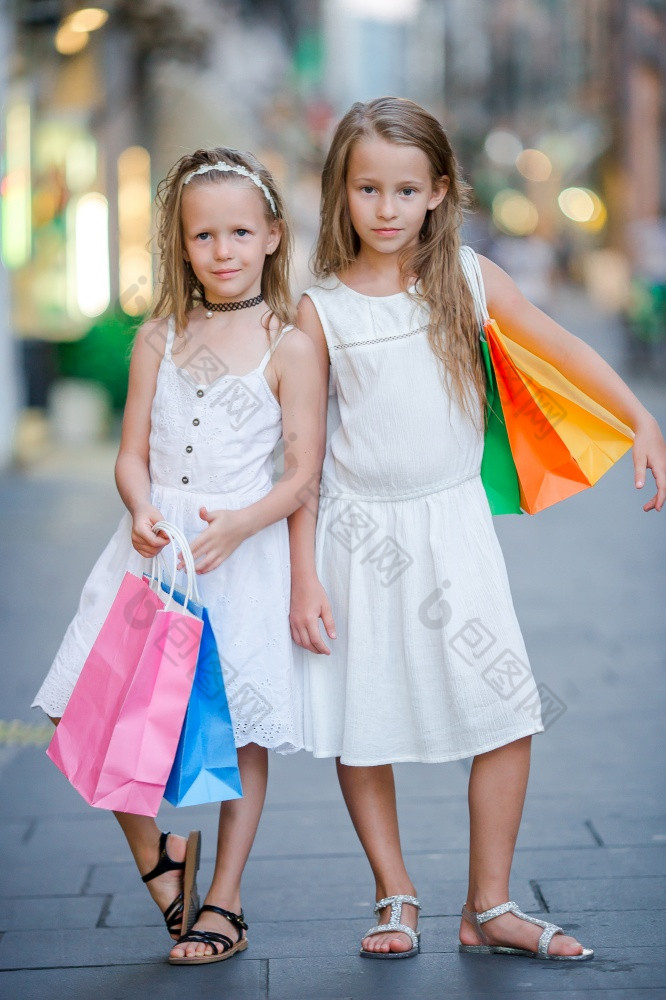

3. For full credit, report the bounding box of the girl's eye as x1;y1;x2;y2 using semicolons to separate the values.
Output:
361;186;375;195
235;229;250;237
195;232;211;241
401;187;416;196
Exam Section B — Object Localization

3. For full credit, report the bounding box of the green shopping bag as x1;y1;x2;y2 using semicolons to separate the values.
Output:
479;334;522;515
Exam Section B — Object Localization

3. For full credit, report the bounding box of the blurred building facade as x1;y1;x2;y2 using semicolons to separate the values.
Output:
1;0;664;466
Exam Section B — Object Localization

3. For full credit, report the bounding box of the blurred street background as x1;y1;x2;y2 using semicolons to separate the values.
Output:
0;0;665;464
1;1;665;998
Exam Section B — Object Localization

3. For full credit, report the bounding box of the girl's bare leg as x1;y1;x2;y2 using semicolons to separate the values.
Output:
49;716;187;937
114;812;188;936
170;742;268;959
460;734;585;956
336;761;419;955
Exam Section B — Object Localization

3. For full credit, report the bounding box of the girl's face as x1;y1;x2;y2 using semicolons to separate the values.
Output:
181;181;280;303
345;136;448;259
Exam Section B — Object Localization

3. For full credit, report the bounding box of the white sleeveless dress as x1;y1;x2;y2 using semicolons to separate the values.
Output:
300;247;544;765
32;317;304;755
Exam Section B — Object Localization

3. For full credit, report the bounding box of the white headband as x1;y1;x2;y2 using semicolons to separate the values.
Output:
182;161;277;215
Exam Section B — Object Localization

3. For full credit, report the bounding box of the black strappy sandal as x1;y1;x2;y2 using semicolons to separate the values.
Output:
141;830;201;940
168;904;249;965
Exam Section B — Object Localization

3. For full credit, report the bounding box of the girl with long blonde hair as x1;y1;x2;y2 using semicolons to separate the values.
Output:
33;146;324;965
290;97;665;961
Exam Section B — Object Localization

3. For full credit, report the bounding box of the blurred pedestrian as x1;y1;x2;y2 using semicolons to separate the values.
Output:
289;97;665;963
32;147;323;965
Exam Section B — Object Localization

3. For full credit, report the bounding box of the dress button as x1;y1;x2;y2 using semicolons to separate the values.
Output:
185;445;193;453
192;418;200;426
196;389;204;397
182;476;189;484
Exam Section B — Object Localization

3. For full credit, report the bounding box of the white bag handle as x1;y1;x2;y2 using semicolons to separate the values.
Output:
148;525;191;609
459;246;490;327
149;520;201;608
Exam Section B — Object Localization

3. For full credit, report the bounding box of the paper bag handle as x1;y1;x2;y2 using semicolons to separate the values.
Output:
150;520;201;607
460;246;490;328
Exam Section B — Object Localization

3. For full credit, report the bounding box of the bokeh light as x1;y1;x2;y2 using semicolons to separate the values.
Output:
338;0;421;21
558;187;607;230
67;8;109;33
485;129;523;167
1;102;31;270
118;146;152;316
54;25;89;55
72;193;110;318
492;189;539;236
516;148;552;182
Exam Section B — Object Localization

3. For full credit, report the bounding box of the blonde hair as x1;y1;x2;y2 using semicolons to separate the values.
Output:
314;97;485;425
151;147;294;337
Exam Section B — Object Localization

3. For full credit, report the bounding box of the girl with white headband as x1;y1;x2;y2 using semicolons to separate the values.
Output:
32;147;324;965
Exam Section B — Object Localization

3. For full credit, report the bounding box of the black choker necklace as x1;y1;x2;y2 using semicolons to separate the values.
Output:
202;293;263;318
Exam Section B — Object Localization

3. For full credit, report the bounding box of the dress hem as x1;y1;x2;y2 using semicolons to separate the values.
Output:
303;724;545;766
234;737;305;756
32;703;306;757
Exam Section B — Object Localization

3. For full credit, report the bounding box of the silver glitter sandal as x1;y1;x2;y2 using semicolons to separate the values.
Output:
459;901;594;961
360;894;421;959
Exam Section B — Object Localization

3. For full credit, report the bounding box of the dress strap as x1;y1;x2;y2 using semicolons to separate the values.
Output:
459;246;490;328
258;324;294;373
164;315;177;359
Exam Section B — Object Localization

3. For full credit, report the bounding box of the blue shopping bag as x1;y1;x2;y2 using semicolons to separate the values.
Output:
165;601;243;807
146;556;243;808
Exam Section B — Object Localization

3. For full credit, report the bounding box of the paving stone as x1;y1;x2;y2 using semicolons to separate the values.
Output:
0;926;187;970
588;814;666;847
0;895;107;932
266;947;666;998
0;960;266;1000
0;819;33;853
1;813;125;867
537;877;666;912
265;752;354;807
179;793;605;860
510;846;665;880
103;892;162;930
547;909;666;949
0;748;92;819
0;861;90;899
251;801;362;857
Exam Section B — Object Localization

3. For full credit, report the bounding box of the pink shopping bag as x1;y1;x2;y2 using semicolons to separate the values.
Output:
47;522;203;816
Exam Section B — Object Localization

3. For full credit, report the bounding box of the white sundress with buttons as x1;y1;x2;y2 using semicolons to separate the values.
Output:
32;316;304;754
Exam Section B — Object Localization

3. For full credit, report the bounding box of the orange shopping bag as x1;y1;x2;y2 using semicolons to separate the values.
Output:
484;318;634;514
461;246;633;515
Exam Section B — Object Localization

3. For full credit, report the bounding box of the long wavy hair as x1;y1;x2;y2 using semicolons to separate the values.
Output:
314;97;485;425
151;146;294;339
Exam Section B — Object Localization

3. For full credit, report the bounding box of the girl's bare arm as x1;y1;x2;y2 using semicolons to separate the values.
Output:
287;295;336;653
115;319;170;557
